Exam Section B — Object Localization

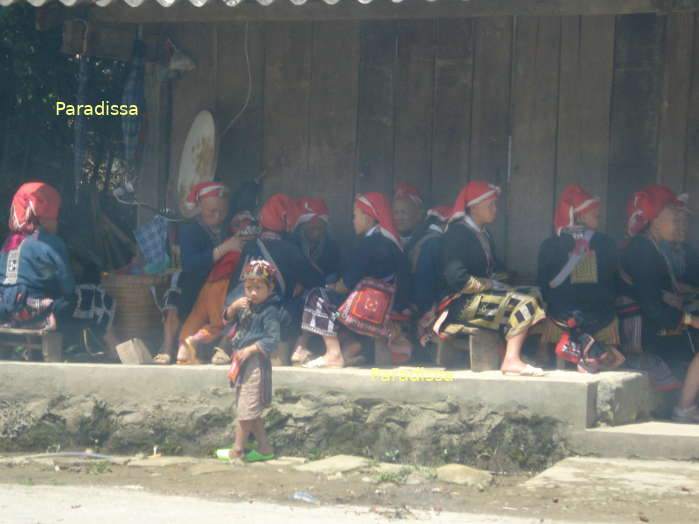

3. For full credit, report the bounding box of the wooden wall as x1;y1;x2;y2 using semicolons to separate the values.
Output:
163;12;699;278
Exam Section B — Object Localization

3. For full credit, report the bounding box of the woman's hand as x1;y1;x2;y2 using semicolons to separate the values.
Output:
220;235;243;254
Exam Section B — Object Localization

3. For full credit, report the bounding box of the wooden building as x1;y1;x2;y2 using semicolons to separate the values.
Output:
15;0;699;277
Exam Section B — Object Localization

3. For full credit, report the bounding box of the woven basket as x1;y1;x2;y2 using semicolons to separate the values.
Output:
101;273;170;343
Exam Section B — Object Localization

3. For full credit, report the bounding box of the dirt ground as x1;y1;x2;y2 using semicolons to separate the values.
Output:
0;455;695;523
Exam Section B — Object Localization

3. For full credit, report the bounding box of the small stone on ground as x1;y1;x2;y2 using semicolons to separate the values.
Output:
293;455;370;475
436;464;493;489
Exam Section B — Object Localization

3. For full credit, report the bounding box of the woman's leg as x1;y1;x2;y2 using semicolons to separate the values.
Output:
677;353;699;409
102;327;119;360
320;335;344;367
500;330;529;373
162;309;180;356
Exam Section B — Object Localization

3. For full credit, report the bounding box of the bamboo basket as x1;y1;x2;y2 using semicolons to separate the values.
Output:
101;273;171;344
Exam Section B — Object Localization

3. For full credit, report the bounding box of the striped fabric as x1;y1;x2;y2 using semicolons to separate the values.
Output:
440;286;546;340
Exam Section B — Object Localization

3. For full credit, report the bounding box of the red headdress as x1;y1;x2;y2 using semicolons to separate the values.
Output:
355;192;402;250
626;184;684;237
449;181;501;223
3;182;62;253
294;197;330;229
554;185;601;235
394;184;424;208
185;181;229;211
259;194;298;232
426;205;452;223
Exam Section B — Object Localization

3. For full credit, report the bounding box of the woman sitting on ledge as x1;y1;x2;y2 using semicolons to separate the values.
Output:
436;181;546;376
300;192;410;368
620;184;699;423
0;182;118;359
537;185;625;371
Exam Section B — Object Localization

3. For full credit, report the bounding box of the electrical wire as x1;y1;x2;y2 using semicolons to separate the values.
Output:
221;21;252;139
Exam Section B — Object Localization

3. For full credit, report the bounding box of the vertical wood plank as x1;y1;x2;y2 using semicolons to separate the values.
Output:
215;22;266;190
431;18;475;209
507;16;561;279
556;15;614;229
307;21;360;250
684;13;699;247
607;13;665;241
261;21;312;200
657;13;695;194
469;16;513;254
355;20;398;197
167;23;217;211
393;20;435;203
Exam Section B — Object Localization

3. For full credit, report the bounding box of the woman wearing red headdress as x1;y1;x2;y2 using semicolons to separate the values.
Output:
174;211;261;366
537;185;624;371
157;181;244;364
289;197;342;365
224;194;323;364
437;181;546;376
292;197;341;279
392;184;426;250
300;192;411;368
0;182;118;359
620;184;699;422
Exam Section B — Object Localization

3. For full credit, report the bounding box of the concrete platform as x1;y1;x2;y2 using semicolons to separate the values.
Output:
0;362;648;429
524;456;699;496
572;421;699;460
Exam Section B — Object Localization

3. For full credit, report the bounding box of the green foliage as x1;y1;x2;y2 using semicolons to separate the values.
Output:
87;461;112;475
0;5;135;266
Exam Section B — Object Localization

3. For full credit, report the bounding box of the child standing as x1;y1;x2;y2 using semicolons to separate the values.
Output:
222;260;280;462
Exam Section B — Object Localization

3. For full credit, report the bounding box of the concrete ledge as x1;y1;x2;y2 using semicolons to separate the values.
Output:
571;421;699;461
0;362;647;429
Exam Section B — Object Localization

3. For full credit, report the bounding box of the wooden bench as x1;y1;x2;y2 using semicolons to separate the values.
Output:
0;327;62;362
434;328;501;371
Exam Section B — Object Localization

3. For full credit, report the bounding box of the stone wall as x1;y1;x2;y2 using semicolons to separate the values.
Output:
0;387;569;473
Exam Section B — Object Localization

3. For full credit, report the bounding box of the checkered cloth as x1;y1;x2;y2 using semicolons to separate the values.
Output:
302;287;343;337
134;216;168;265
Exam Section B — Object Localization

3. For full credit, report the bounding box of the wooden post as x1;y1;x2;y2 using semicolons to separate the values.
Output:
468;330;501;371
41;332;63;363
435;337;468;368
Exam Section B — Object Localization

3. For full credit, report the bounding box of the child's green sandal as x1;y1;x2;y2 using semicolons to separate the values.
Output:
244;450;275;462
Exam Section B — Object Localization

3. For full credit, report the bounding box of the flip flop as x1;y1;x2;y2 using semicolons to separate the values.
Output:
176;339;200;365
152;353;171;365
211;347;230;366
244;450;275;463
501;364;545;377
302;357;344;369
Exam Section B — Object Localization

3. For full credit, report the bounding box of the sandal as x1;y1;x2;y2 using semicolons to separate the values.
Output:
501;364;545;377
152;353;172;365
176;338;200;365
302;357;344;369
211;347;230;366
244;450;275;463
